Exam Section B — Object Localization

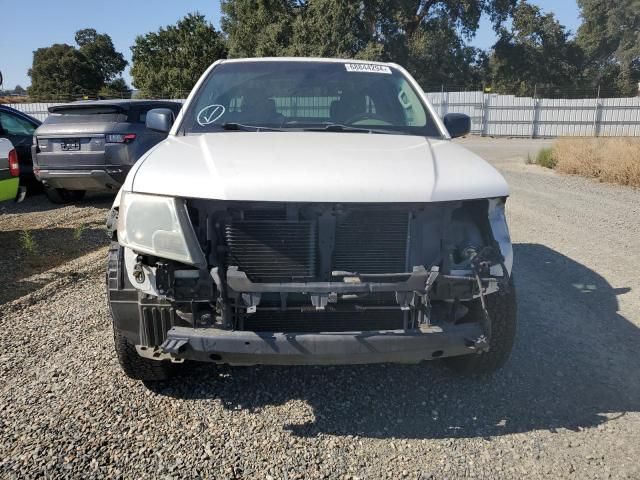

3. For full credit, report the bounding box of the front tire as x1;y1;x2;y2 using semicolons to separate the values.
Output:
113;326;177;382
443;280;517;375
45;187;86;204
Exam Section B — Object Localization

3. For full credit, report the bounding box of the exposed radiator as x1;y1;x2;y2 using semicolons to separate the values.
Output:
334;210;409;274
225;220;317;282
224;209;410;283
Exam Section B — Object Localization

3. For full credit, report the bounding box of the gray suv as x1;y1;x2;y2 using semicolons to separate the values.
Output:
33;100;182;203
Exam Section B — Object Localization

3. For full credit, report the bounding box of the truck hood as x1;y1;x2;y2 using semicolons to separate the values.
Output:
130;132;509;202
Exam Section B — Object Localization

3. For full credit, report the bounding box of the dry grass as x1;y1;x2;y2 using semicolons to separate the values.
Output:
547;138;640;187
0;96;30;104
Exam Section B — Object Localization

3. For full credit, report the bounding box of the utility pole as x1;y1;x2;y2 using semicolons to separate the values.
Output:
531;84;539;138
592;84;601;137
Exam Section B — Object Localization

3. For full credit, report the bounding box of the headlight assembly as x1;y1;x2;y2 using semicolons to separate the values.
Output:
488;198;513;275
117;191;205;266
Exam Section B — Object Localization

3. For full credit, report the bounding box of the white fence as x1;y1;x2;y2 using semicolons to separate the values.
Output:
7;92;640;137
7;102;65;122
425;91;640;137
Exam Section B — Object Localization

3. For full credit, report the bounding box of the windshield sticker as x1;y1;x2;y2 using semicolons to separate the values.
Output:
197;104;226;126
344;63;392;74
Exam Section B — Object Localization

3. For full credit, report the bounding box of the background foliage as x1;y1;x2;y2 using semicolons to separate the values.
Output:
130;14;227;97
23;0;640;99
28;29;127;99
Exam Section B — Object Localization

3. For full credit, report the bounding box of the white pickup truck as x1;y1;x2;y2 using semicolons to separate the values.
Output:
106;58;516;381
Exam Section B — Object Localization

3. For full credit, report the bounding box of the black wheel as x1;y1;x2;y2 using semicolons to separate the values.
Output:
443;280;517;375
113;327;177;381
44;187;86;204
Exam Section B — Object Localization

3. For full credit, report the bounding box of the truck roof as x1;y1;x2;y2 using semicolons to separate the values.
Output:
219;57;398;68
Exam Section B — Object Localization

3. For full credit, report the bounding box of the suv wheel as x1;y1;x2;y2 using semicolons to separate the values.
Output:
443;279;517;375
44;187;86;204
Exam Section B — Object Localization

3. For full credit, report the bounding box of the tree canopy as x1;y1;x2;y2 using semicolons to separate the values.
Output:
221;0;517;88
99;78;131;99
28;29;127;99
487;2;584;95
28;44;102;99
130;13;227;97
75;28;128;85
219;0;640;96
576;0;640;95
22;2;640;100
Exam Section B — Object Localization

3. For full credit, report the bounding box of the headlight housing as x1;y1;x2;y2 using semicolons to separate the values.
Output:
488;198;513;275
117;191;205;266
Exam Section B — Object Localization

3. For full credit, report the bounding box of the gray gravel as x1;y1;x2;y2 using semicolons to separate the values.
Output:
1;138;640;479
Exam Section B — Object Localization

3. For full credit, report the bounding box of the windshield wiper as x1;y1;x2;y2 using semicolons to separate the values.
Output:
217;122;395;134
303;124;394;134
220;122;283;132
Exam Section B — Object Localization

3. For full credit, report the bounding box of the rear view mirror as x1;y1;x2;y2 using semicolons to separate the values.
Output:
146;109;175;134
443;113;471;138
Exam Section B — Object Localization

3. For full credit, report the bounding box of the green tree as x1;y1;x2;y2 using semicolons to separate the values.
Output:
131;13;227;97
28;44;102;99
404;16;488;88
576;0;640;96
27;29;127;99
487;2;583;96
75;28;128;85
221;0;298;57
13;85;26;95
221;0;516;88
98;78;131;99
288;0;368;58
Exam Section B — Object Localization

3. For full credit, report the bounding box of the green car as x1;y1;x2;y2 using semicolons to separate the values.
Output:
0;138;22;202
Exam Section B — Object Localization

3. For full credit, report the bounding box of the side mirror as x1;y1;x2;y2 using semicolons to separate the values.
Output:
146;108;175;134
443;113;471;138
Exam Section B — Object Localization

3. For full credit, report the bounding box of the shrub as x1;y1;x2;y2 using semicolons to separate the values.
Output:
20;230;37;255
73;224;86;240
536;148;557;169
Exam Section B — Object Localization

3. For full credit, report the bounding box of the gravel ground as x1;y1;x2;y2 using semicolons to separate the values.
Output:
0;194;112;305
1;138;639;479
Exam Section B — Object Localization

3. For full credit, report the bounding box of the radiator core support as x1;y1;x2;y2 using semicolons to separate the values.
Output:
182;199;502;332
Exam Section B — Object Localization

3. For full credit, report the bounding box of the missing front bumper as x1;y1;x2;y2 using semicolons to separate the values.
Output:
160;322;483;366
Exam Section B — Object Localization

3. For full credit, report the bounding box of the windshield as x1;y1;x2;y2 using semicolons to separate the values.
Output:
180;61;441;136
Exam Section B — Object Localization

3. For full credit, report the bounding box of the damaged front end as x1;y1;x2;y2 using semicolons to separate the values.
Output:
108;197;512;365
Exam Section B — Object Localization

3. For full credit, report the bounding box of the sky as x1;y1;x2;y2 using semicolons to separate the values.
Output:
0;0;581;89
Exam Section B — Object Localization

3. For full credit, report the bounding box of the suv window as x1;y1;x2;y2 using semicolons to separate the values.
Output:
128;106;149;124
0;112;36;136
181;61;440;137
44;106;127;124
131;104;182;124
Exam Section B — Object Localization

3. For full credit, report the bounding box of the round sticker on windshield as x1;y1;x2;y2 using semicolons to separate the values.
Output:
197;104;225;126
